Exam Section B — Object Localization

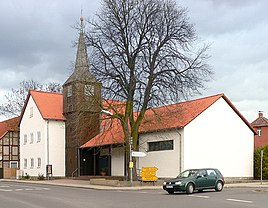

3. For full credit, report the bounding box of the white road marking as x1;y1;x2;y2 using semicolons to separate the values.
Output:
188;195;210;199
15;189;24;191
0;186;10;188
0;189;12;192
25;188;34;191
226;198;253;204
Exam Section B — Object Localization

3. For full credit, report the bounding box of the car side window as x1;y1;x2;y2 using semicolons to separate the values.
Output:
207;169;217;176
198;170;207;177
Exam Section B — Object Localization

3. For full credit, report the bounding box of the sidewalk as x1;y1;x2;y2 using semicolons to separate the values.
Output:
1;178;268;190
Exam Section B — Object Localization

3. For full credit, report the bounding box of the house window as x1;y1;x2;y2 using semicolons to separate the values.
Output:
12;146;18;155
23;134;27;145
24;159;27;169
30;107;33;118
30;158;34;168
257;128;261;137
37;158;41;168
3;146;9;155
30;133;34;144
84;84;94;96
148;140;174;152
37;131;41;143
67;85;72;97
10;161;18;168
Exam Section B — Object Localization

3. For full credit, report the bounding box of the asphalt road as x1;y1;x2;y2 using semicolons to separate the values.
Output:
0;182;268;208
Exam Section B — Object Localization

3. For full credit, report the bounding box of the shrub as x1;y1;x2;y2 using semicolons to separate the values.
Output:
22;173;30;180
254;145;268;179
38;173;45;180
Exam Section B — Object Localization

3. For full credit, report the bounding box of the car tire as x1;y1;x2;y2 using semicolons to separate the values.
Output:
167;191;174;194
215;181;223;192
186;183;194;194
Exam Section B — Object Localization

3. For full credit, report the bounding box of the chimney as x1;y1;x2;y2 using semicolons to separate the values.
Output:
259;111;263;118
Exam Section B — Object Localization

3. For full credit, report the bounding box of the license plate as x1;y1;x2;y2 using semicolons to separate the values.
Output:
166;185;173;188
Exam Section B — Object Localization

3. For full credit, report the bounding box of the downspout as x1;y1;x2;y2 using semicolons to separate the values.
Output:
47;120;49;164
175;128;182;173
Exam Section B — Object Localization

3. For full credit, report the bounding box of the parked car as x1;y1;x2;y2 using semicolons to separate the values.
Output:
163;168;225;194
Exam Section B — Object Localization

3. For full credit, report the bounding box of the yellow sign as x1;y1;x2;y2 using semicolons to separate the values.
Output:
129;162;134;168
141;166;158;181
142;167;158;172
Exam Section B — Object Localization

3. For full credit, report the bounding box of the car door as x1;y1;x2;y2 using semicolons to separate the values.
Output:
206;169;217;187
195;170;208;189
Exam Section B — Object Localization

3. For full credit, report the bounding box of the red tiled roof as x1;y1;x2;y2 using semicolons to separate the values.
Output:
0;117;20;138
251;116;268;127
30;90;65;120
81;93;256;148
19;90;65;124
81;117;124;148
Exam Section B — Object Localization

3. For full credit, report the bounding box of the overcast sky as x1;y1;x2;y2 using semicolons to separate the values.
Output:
1;0;267;122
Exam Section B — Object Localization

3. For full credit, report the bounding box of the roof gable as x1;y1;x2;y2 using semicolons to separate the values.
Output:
20;90;65;125
0;117;20;138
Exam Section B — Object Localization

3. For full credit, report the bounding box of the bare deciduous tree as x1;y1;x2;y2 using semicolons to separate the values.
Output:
86;0;212;179
0;80;62;117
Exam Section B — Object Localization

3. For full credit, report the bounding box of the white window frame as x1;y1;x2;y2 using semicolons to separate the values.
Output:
24;159;27;169
37;158;41;168
85;84;94;96
37;131;41;143
30;107;33;118
257;128;261;137
30;133;34;144
10;161;18;168
30;158;34;168
23;134;27;145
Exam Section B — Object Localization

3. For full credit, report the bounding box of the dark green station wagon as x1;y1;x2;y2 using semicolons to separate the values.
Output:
163;168;225;194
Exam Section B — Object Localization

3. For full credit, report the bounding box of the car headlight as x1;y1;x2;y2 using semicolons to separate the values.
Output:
175;181;182;185
163;182;167;185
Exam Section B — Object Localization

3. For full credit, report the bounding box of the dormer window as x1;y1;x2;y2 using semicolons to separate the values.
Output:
67;85;73;97
257;128;261;137
85;84;94;96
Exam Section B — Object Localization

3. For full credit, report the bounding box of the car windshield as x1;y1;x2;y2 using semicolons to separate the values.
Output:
177;170;198;178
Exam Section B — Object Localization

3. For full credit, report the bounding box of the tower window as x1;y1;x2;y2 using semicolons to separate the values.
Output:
85;84;94;96
67;85;73;97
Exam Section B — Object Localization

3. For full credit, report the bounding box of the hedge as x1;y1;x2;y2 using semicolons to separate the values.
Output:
254;145;268;179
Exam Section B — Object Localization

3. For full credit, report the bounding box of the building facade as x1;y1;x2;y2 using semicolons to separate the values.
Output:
0;117;20;171
19;91;65;177
251;111;268;149
82;94;255;178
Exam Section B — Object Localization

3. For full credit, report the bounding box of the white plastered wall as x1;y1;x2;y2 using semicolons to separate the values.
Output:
138;130;183;178
111;146;125;176
20;96;66;177
183;97;254;178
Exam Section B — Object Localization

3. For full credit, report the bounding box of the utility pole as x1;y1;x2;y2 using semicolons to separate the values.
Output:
261;150;264;185
129;137;133;185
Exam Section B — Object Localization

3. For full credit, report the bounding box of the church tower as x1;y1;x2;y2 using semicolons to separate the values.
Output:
63;16;102;177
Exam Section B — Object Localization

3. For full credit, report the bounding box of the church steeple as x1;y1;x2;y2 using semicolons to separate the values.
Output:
63;15;95;86
63;15;102;177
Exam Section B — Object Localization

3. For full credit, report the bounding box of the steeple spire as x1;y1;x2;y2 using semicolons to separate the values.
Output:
63;15;95;85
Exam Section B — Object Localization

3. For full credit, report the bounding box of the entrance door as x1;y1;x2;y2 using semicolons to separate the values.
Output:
99;156;109;176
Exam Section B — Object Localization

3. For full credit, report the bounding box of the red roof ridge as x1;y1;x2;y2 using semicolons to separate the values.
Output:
148;93;224;112
29;90;63;96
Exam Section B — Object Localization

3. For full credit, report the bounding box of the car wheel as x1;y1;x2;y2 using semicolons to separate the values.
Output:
215;181;223;192
167;191;174;194
186;183;194;194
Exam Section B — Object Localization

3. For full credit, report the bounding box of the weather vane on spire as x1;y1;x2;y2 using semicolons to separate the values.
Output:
80;8;84;32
